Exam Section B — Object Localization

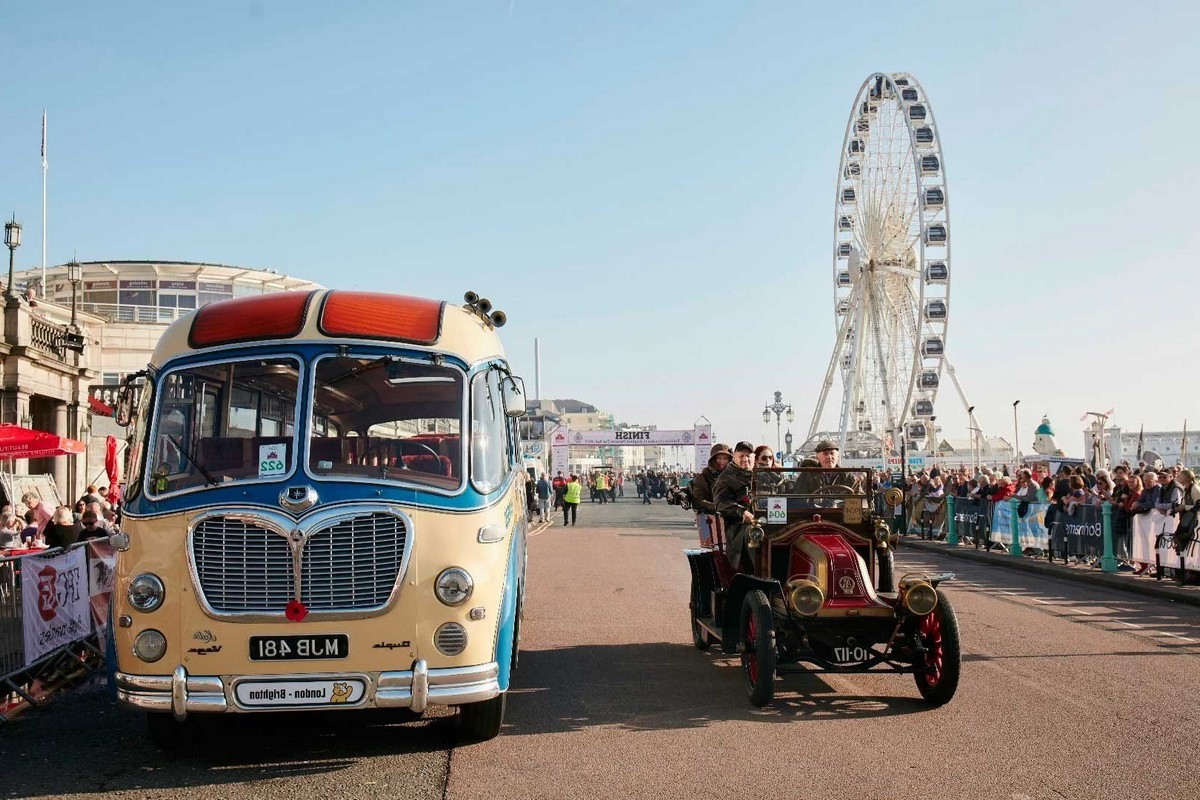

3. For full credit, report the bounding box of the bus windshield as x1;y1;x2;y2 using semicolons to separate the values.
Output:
308;355;463;490
147;357;302;495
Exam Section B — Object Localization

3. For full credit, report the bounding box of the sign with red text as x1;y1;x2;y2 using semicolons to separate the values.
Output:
22;548;91;666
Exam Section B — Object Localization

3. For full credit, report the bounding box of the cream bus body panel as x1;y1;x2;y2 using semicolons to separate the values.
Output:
113;481;525;708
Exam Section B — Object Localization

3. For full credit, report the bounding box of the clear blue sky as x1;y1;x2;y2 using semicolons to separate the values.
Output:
3;1;1197;457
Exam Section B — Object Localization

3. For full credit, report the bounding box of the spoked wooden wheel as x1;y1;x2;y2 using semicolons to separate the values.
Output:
913;589;961;705
740;590;776;707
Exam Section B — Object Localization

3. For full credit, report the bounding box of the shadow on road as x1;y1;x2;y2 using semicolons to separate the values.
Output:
0;680;454;798
502;642;928;736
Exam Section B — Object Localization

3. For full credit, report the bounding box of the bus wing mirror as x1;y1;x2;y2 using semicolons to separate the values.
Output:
500;375;527;418
113;371;147;428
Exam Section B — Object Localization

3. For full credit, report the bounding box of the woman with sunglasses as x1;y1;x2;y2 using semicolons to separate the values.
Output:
752;445;781;490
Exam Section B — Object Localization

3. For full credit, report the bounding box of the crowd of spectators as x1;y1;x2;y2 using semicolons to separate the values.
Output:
878;461;1199;572
0;484;119;551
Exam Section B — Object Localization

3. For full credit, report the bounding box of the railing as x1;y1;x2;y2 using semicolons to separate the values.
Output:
29;317;64;356
79;303;186;325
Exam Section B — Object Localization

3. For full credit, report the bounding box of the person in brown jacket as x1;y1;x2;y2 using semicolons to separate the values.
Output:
714;441;758;570
690;443;732;546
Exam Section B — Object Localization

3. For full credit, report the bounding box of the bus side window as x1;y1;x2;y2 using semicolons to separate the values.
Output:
470;369;507;493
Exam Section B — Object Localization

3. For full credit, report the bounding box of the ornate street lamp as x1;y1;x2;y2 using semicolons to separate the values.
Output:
4;216;22;300
763;390;794;454
67;259;82;326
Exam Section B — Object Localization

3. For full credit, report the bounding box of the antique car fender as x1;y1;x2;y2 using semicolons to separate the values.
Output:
720;574;782;653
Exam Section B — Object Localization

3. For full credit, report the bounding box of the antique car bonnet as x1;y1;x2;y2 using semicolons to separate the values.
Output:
785;524;893;617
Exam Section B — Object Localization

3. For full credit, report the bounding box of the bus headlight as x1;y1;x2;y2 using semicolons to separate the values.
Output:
133;629;167;662
788;579;825;617
435;568;474;606
128;574;165;612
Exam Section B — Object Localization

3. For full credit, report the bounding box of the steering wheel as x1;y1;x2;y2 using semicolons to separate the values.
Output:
812;483;855;496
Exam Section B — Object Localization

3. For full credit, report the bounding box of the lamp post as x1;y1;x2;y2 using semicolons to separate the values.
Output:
762;390;794;454
4;216;21;301
67;259;82;326
1012;399;1021;472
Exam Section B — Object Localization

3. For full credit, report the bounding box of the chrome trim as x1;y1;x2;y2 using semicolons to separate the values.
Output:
186;504;415;622
280;485;318;513
411;659;429;713
115;662;499;719
171;665;187;721
116;669;230;717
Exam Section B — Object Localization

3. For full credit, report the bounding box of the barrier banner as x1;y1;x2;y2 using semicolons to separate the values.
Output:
907;497;945;537
991;501;1050;550
22;548;91;667
952;498;991;544
1131;510;1175;564
1052;505;1104;557
87;540;116;657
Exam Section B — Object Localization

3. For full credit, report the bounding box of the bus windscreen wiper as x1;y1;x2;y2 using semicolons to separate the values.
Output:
169;434;220;487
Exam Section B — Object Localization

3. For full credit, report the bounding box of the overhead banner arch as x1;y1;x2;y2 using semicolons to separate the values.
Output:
549;424;712;476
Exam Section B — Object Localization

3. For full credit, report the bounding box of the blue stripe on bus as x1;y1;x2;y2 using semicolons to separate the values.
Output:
125;471;518;517
494;521;524;692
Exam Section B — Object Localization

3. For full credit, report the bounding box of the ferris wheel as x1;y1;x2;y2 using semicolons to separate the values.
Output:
807;72;967;455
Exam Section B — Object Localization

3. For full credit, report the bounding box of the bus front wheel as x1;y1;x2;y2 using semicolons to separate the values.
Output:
457;693;505;741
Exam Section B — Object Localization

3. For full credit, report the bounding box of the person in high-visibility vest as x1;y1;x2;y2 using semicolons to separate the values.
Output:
563;473;583;526
595;472;608;505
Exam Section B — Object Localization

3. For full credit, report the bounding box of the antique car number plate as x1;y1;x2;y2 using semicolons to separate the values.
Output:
843;498;863;524
249;634;349;661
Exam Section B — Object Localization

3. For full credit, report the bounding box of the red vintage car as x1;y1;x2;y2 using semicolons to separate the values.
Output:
685;467;960;707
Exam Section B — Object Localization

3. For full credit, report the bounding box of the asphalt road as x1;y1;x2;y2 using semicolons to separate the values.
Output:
3;498;1197;800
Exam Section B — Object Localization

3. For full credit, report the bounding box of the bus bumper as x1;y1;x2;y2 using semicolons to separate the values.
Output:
116;660;500;721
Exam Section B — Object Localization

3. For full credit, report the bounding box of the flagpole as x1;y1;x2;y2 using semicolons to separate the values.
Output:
41;109;47;290
1182;419;1188;469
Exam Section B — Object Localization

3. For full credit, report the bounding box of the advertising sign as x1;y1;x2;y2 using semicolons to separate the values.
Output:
22;548;91;666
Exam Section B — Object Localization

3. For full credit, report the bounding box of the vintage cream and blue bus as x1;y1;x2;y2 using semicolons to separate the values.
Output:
110;290;528;743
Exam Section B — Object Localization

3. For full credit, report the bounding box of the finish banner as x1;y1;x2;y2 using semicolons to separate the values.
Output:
568;429;698;446
22;548;91;667
991;501;1050;550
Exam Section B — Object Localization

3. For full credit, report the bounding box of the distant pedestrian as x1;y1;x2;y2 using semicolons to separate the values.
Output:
563;474;582;526
535;473;551;523
641;475;651;505
552;472;566;510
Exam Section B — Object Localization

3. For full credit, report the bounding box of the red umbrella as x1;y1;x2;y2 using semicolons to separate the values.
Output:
105;435;121;504
0;423;85;460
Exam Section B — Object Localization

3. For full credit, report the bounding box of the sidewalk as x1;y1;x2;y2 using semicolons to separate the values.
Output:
900;536;1200;608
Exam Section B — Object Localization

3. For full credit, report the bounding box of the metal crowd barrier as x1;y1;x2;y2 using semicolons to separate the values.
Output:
1;538;113;722
938;496;1199;583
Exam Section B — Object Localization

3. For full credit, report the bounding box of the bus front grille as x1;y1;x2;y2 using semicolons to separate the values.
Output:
191;512;408;614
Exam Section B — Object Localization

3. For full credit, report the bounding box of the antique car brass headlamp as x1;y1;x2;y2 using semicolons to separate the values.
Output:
899;573;938;616
788;578;825;617
747;525;765;549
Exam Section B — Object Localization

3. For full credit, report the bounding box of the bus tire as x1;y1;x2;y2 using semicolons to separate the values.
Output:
458;693;506;741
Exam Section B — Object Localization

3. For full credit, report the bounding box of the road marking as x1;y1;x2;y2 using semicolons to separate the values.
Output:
1068;608;1093;616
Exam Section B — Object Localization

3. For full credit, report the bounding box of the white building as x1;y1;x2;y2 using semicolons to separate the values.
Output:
1099;426;1196;468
